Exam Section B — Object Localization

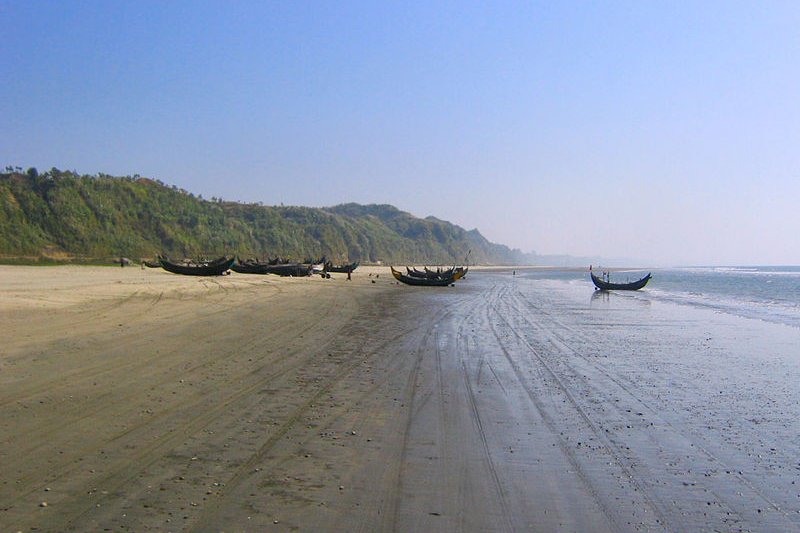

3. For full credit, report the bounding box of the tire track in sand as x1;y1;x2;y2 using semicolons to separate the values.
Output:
501;280;798;531
483;282;641;532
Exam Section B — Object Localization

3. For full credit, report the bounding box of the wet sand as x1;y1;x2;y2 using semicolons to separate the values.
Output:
2;266;800;532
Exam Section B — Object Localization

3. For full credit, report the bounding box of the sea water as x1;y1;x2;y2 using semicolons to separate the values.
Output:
520;266;800;329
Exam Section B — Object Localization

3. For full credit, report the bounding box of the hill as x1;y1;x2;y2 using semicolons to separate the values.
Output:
0;168;536;265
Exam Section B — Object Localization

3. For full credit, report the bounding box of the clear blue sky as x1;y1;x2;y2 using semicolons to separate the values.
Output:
3;1;800;265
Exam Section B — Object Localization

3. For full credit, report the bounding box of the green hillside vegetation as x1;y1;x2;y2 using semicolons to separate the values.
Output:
0;168;535;265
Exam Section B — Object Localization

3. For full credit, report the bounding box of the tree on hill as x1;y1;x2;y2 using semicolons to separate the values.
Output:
0;169;536;265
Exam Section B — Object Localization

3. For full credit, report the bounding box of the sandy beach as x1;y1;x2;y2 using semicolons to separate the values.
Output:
2;265;800;532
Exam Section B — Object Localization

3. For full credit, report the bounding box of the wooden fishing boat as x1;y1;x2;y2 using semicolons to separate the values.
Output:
159;256;235;276
324;261;359;273
232;259;313;276
404;265;468;281
590;271;651;291
424;266;455;277
406;266;451;279
231;260;271;274
264;263;313;277
391;267;456;286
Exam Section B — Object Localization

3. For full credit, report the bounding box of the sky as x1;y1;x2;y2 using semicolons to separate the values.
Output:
2;1;800;266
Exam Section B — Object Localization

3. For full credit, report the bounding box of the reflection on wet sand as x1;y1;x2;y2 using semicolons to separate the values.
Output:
590;287;652;307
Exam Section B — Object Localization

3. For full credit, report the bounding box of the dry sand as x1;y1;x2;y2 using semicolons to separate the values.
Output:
2;265;800;532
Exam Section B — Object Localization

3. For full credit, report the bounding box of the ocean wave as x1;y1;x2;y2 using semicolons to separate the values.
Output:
675;266;800;277
645;287;800;329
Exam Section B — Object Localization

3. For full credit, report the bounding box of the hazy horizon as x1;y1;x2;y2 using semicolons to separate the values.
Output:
3;2;799;266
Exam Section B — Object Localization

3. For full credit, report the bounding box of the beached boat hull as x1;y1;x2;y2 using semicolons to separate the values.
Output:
160;256;235;276
232;261;313;276
405;266;466;280
265;263;313;277
325;261;359;273
392;267;456;286
231;261;271;274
